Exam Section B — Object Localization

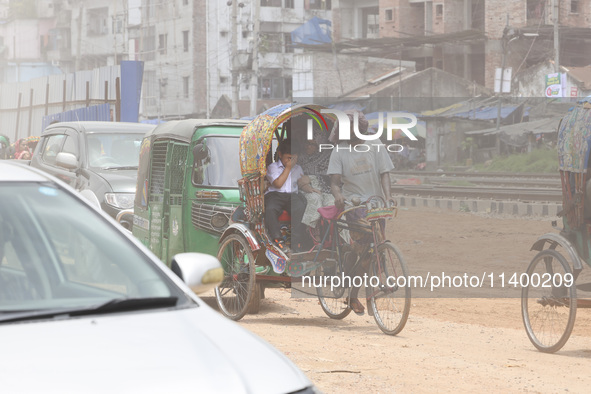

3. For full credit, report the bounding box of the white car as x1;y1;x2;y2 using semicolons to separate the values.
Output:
0;161;316;394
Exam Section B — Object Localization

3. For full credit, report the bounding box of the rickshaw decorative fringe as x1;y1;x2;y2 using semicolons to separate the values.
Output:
238;174;265;224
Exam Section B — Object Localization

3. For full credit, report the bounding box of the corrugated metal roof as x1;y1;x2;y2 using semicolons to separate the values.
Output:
422;97;528;120
566;65;591;90
465;117;562;136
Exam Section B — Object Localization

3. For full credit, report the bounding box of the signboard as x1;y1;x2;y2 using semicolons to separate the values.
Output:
570;86;579;97
545;73;563;97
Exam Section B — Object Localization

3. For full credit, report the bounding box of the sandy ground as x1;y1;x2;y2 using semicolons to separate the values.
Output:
204;208;591;393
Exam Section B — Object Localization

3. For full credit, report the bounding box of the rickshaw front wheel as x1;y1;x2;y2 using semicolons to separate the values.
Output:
215;234;256;321
369;242;411;336
521;249;577;353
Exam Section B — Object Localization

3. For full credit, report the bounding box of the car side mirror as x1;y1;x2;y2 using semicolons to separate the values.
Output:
56;152;79;170
193;143;208;164
170;253;223;295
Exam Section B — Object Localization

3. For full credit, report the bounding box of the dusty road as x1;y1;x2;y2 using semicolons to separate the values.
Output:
206;208;591;393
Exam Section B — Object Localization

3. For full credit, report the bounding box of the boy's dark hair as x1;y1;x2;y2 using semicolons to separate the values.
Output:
277;139;298;155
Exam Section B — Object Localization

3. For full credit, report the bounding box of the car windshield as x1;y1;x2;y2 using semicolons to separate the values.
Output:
0;183;186;315
199;136;242;188
87;133;144;169
195;136;278;188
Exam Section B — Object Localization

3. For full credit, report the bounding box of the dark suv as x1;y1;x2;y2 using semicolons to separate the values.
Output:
30;121;155;228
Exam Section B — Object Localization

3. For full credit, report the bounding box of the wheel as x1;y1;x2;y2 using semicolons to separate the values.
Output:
368;242;411;335
315;257;352;320
215;234;256;321
521;249;577;353
247;283;262;314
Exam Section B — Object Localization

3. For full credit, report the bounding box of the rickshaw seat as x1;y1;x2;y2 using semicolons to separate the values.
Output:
278;210;291;221
318;205;341;220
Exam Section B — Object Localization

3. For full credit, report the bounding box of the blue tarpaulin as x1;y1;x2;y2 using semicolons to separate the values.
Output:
121;61;144;122
291;17;332;45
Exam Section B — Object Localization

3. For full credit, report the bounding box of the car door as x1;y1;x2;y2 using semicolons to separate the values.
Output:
36;129;79;188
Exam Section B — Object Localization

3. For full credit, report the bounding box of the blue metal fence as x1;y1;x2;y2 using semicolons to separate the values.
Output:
41;103;111;132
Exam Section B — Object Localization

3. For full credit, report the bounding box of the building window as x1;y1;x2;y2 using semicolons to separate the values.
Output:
526;0;545;23
362;7;379;38
183;0;188;5
112;17;123;34
260;33;283;53
87;7;109;36
258;77;292;99
261;0;281;6
159;78;168;99
142;26;156;61
159;33;167;55
435;4;443;17
285;0;295;8
183;30;189;52
220;76;228;84
183;76;189;98
220;31;228;38
284;33;293;53
309;0;331;10
571;0;579;13
385;9;393;21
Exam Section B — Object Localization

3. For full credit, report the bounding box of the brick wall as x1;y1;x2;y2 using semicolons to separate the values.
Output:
311;53;403;97
379;0;425;38
332;3;342;41
559;0;591;27
485;0;527;39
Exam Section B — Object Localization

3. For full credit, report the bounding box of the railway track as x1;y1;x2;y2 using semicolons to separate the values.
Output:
394;170;560;180
390;171;562;202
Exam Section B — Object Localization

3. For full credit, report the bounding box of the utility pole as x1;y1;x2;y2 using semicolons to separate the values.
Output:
249;1;260;117
230;0;239;118
553;0;560;73
463;0;471;81
76;3;83;71
495;15;509;131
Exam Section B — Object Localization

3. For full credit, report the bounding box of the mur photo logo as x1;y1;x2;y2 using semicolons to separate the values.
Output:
303;107;418;153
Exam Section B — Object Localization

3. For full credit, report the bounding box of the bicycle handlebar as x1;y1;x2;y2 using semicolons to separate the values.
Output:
338;196;397;220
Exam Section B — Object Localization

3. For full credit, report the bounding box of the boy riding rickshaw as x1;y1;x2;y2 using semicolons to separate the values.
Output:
214;103;411;335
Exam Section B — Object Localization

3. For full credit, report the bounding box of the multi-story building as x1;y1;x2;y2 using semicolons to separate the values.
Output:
367;0;591;91
0;0;66;83
208;0;333;117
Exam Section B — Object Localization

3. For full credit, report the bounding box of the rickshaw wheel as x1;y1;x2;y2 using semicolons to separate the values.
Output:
521;249;577;353
315;259;352;320
369;242;411;335
215;234;256;321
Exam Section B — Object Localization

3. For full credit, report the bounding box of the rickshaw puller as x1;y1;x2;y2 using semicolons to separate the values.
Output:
328;110;394;315
264;140;309;254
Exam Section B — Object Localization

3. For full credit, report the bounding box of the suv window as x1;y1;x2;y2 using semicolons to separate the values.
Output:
41;135;66;166
62;135;79;159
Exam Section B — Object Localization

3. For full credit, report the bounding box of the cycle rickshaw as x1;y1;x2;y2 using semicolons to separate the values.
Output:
522;101;591;352
214;103;411;335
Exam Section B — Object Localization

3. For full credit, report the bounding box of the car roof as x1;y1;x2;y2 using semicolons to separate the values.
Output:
43;121;156;135
146;119;249;141
0;161;52;182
